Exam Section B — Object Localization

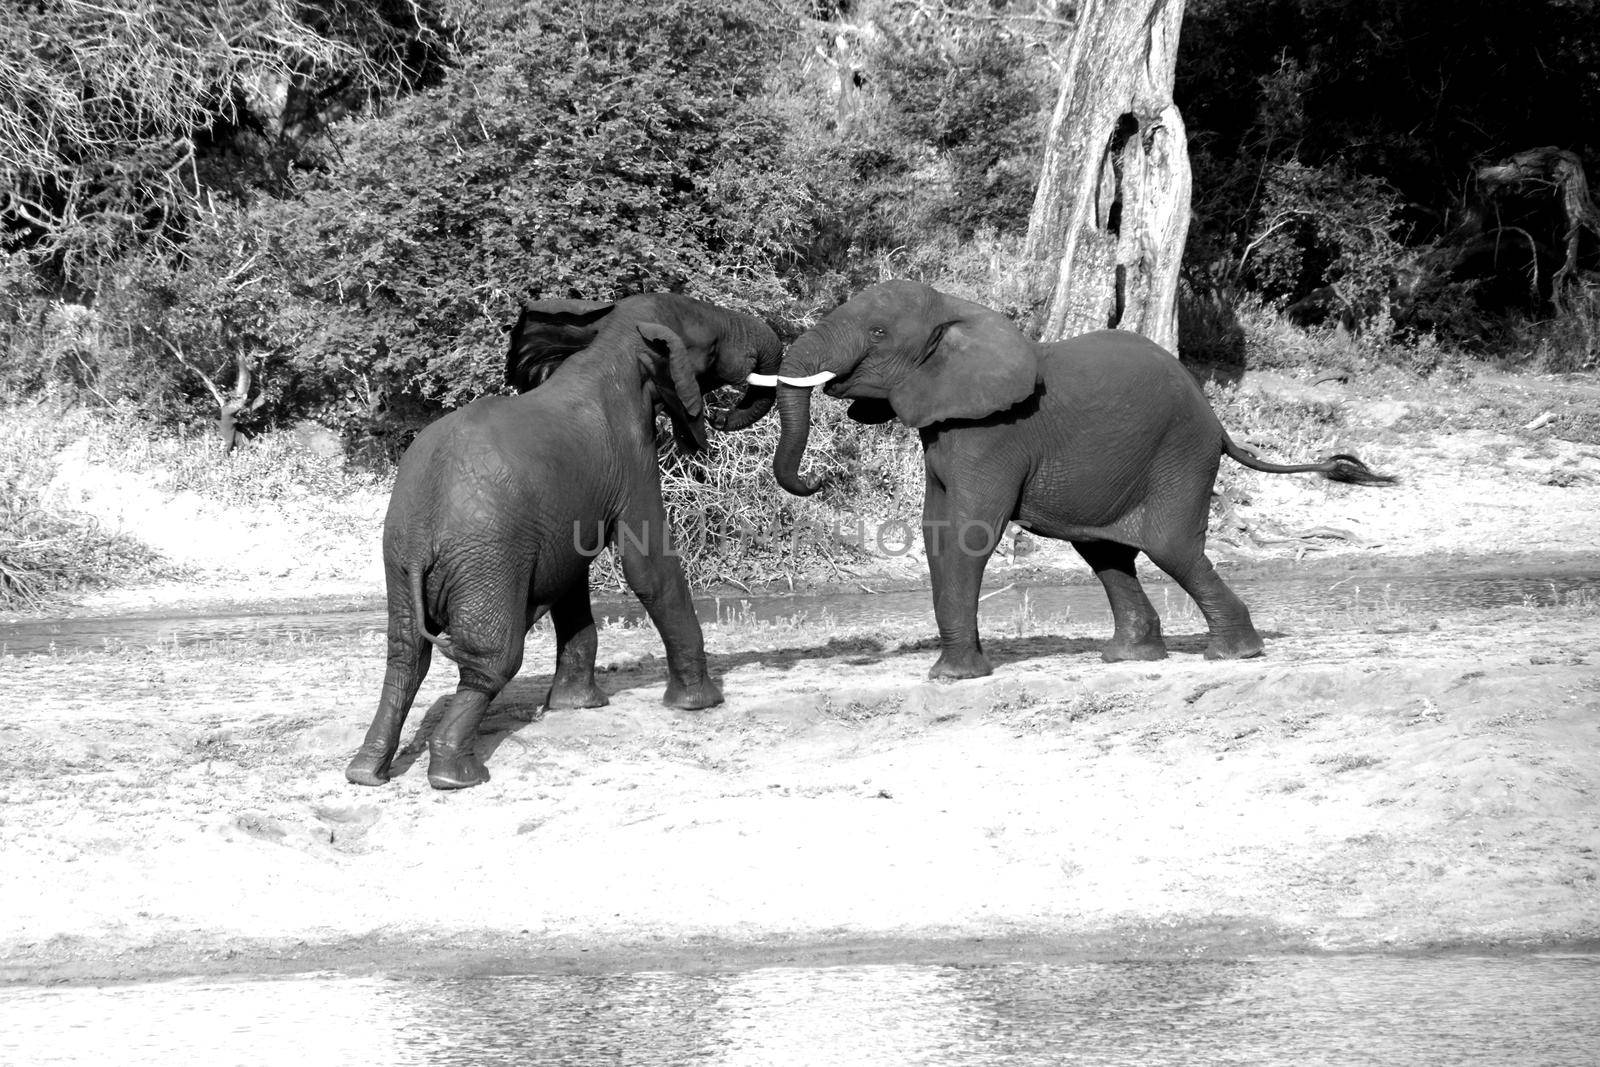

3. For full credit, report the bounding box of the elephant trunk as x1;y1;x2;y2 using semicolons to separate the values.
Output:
773;383;823;496
771;322;854;496
712;315;781;432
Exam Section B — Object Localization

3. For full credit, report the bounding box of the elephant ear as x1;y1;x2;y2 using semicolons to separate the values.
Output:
887;301;1039;428
636;322;709;453
506;298;615;392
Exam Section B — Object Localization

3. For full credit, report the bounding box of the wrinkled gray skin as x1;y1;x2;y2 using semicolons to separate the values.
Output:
347;293;780;789
773;280;1396;678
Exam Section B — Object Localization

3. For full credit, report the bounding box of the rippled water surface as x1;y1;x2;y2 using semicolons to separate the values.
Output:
3;955;1597;1066
2;570;1598;655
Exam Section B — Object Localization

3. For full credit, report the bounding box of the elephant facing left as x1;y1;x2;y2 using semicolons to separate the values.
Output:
345;293;780;790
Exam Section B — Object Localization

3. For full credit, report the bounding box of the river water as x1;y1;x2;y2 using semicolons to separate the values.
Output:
2;955;1596;1065
2;569;1598;656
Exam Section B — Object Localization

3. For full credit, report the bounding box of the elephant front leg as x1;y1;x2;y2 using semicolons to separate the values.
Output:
616;513;723;710
544;577;609;710
923;482;1007;681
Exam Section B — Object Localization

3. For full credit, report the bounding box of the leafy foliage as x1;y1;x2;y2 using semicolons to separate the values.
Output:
248;0;814;437
779;2;1053;300
872;27;1046;236
0;0;450;289
1247;161;1412;319
1181;0;1600;350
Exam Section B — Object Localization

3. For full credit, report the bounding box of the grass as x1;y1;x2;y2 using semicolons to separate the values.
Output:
0;394;393;611
635;401;924;589
0;397;166;609
101;427;386;508
4;291;1597;612
987;687;1144;735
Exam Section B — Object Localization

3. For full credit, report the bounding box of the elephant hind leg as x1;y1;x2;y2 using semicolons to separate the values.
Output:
425;590;531;790
347;575;435;786
1143;545;1263;659
1071;540;1166;662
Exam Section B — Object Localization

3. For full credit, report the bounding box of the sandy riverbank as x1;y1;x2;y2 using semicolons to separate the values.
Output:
2;366;1599;984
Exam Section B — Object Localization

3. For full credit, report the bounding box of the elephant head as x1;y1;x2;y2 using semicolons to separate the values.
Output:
507;293;782;449
772;280;1039;495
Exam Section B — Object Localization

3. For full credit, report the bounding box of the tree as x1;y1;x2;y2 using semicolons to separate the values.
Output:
0;0;449;291
1022;0;1190;350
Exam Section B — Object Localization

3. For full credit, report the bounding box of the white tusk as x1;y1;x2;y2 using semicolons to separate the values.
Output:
745;372;778;386
776;371;837;387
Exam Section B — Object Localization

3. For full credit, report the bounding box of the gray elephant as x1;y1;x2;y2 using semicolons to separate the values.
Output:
770;280;1395;677
346;293;779;790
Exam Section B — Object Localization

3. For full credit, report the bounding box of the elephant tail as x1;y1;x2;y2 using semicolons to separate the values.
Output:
409;565;460;660
1221;433;1399;486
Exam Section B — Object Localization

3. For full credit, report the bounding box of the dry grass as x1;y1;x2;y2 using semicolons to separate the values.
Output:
98;424;386;515
0;398;165;609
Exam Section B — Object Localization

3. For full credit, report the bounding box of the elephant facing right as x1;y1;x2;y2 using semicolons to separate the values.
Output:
769;280;1398;677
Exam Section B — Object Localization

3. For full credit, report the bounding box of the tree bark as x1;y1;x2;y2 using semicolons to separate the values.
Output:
155;334;262;457
1022;0;1191;352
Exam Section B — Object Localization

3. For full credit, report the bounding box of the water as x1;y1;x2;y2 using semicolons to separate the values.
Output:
2;569;1597;656
2;955;1595;1065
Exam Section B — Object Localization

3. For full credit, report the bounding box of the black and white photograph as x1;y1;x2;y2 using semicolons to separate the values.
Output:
2;0;1598;1062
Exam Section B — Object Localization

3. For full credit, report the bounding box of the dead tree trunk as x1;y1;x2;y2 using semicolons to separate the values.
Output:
1022;0;1190;351
1477;147;1600;313
157;335;265;457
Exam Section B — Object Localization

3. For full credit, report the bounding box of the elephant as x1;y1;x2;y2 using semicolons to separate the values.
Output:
770;280;1396;677
345;292;780;789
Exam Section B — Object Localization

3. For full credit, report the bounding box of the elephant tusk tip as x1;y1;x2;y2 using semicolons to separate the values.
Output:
777;371;836;387
746;372;779;387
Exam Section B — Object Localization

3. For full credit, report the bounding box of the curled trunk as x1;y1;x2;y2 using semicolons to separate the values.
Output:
713;386;775;432
773;383;825;496
711;312;782;431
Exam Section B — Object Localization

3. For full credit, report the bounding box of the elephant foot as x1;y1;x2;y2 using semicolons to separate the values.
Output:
1102;639;1168;663
545;681;610;710
664;677;724;710
345;748;393;787
928;649;993;681
1203;632;1266;660
426;741;490;790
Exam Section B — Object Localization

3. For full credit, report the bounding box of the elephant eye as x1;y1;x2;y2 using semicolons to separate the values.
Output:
868;326;887;341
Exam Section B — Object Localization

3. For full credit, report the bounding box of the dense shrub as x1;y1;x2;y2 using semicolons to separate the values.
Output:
249;0;815;429
872;28;1047;237
1180;0;1600;364
782;6;1052;298
649;402;923;588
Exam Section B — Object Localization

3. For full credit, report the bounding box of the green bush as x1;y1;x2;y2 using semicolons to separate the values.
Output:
251;0;814;426
872;28;1046;237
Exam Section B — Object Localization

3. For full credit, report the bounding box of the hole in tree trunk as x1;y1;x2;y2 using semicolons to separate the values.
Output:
1099;113;1139;236
1108;264;1127;329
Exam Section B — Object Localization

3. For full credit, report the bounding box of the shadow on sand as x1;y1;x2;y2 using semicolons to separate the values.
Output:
381;624;1283;780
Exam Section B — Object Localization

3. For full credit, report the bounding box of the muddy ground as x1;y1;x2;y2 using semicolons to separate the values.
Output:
2;368;1599;984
